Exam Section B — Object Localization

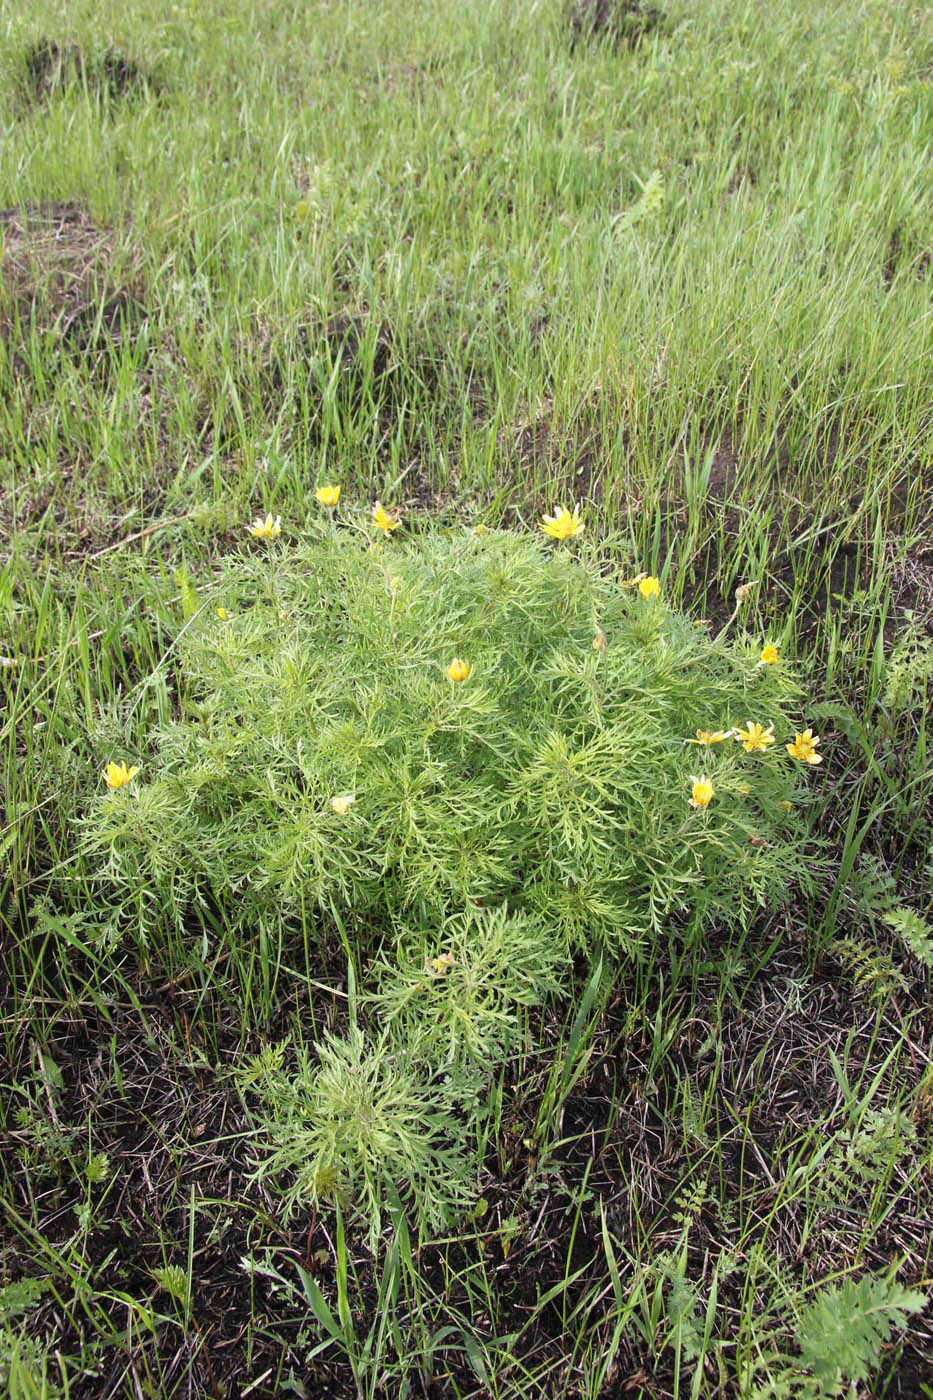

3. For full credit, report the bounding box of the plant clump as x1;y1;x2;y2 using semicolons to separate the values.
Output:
568;0;666;52
22;39;151;107
88;513;823;1236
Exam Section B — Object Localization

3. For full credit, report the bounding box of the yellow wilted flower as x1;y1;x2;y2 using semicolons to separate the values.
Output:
248;514;281;540
372;501;401;534
688;775;714;809
316;484;341;507
446;658;473;683
786;729;823;765
593;628;607;653
638;576;661;600
426;952;456;976
735;721;775;753
540;504;583;540
688;729;731;746
330;793;355;814
473;522;488;536
104;761;139;790
760;644;779;665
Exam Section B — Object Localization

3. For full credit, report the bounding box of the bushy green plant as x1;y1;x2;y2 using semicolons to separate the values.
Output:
237;1027;476;1248
88;523;816;958
88;518;825;1239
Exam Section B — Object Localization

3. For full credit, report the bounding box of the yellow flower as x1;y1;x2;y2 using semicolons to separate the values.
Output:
104;761;139;790
216;607;228;620
372;501;402;534
593;628;607;653
779;800;794;810
734;721;775;753
446;657;473;683
426;952;456;977
330;793;355;814
786;729;823;765
540;504;584;540
688;775;714;809
688;729;731;746
638;575;661;600
473;522;488;536
248;513;281;540
316;484;341;507
760;644;779;665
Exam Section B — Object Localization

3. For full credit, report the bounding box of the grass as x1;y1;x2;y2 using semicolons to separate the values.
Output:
1;0;932;1394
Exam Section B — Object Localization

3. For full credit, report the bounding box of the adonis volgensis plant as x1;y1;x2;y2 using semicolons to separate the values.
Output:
89;501;825;1240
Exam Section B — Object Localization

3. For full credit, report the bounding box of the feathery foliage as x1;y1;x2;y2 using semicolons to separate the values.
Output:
796;1274;926;1389
86;524;817;963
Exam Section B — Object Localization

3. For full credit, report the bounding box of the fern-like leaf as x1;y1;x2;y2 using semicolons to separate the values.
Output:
883;906;933;968
796;1275;926;1385
828;936;905;1003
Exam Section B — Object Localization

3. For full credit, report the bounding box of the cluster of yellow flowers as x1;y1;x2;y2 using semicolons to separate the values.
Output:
245;497;591;544
246;493;403;542
688;722;822;764
245;496;594;551
685;721;823;814
108;499;826;825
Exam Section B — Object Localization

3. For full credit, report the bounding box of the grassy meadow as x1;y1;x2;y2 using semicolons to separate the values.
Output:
1;0;933;1395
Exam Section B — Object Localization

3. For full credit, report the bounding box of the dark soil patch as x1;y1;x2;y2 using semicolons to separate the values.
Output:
3;918;931;1398
493;399;932;656
305;311;401;405
203;305;483;474
501;395;628;521
0;202;148;358
568;0;666;51
0;203;159;554
21;38;153;107
883;227;933;288
891;540;933;625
